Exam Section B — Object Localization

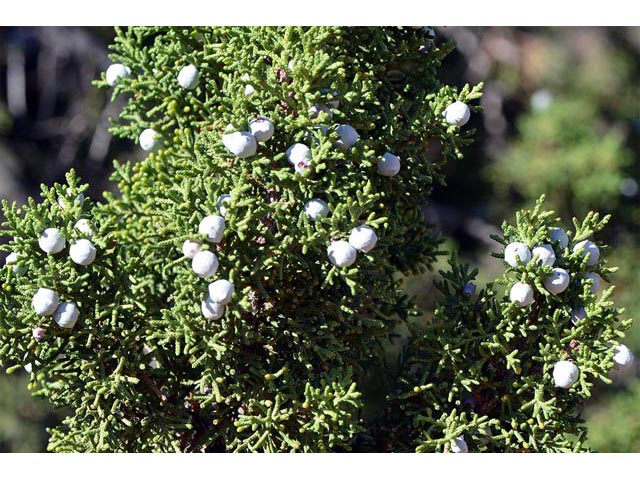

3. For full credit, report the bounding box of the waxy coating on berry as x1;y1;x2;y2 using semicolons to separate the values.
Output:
54;302;79;329
106;63;131;86
510;282;534;307
69;239;97;266
444;101;471;126
543;268;570;295
222;131;257;158
32;288;60;316
573;240;600;266
377;152;401;177
504;242;531;268
198;215;225;243
304;199;330;221
139;129;160;151
177;64;199;89
39;228;66;254
327;240;357;268
348;225;378;253
553;360;579;389
192;250;219;278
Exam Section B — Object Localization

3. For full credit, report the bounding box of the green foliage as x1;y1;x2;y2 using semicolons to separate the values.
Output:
488;99;631;219
387;198;632;452
0;27;632;453
0;27;481;452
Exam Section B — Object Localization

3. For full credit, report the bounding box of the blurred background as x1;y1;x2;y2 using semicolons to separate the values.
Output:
0;26;638;452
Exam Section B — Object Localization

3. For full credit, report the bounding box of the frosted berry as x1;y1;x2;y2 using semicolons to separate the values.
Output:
450;435;468;453
58;188;85;209
217;194;232;217
612;344;634;371
5;252;23;274
32;327;46;342
532;244;556;267
54;302;79;329
304;199;330;221
182;239;202;259
32;288;60;316
504;242;531;267
570;306;586;326
139;128;160;151
208;279;235;305
74;218;94;237
335;124;359;150
308;104;333;119
553;360;579;389
106;63;131;86
543;268;570;295
192;250;219;278
69;239;97;266
201;296;225;320
286;144;311;164
583;272;600;294
249;117;275;142
222;131;257;158
549;227;569;249
573;240;600;266
327;240;357;268
510;282;534;307
349;225;378;253
198;215;225;243
444;101;471;126
39;228;66;254
377;152;401;177
177;64;199;89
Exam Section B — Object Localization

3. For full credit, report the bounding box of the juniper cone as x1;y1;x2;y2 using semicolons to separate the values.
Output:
0;27;632;453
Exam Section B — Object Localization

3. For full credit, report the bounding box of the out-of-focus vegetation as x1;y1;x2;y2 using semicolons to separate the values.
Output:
0;26;638;452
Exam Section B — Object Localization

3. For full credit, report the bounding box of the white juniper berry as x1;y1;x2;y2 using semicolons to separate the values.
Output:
139;128;160;151
327;240;357;268
612;344;634;371
573;240;600;266
177;64;199;89
192;250;219;278
335;124;359;150
348;225;378;253
583;272;601;294
39;228;66;254
543;268;570;294
249;117;275;142
182;239;202;259
217;194;232;217
549;227;569;249
74;218;94;237
198;215;225;243
553;360;579;389
444;101;471;126
504;242;531;268
105;63;131;86
509;282;534;307
69;239;97;266
532;244;556;267
208;279;234;305
54;302;79;329
304;199;330;221
377;152;401;177
222;131;257;158
201;296;225;320
32;288;60;316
